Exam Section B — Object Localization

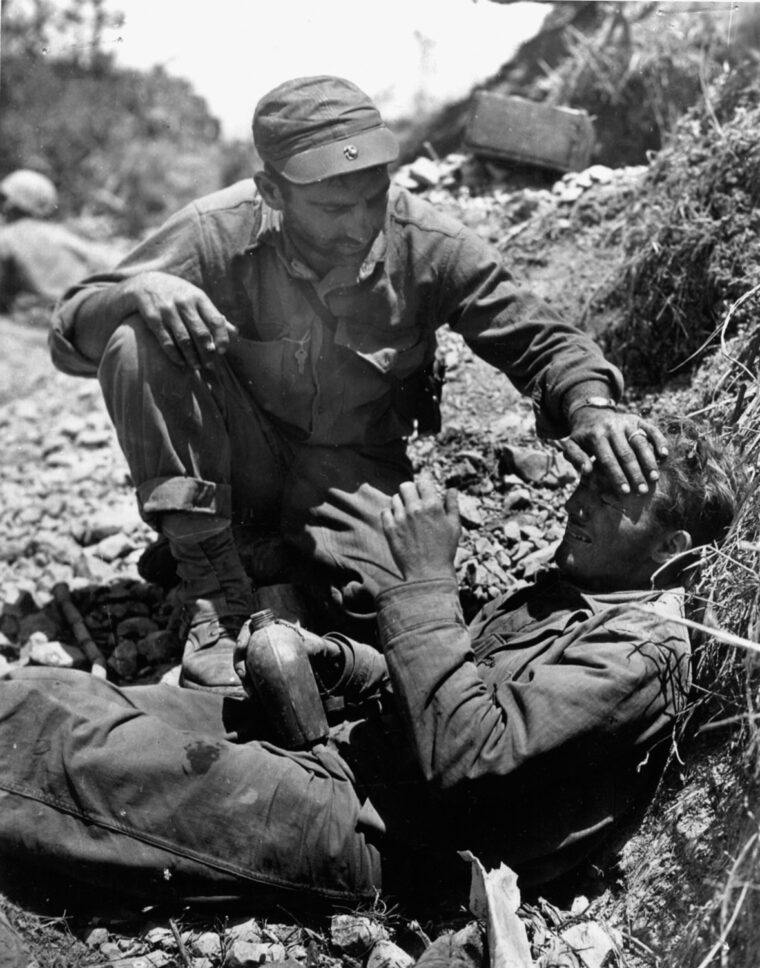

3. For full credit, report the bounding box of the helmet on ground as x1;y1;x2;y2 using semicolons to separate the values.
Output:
0;169;58;217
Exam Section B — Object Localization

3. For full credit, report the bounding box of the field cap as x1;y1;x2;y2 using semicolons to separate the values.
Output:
253;76;399;184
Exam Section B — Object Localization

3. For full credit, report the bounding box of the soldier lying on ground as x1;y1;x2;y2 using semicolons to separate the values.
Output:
0;416;738;908
0;170;112;316
49;74;670;696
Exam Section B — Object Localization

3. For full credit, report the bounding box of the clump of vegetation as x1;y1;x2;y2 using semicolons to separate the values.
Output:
654;323;760;967
610;310;760;967
596;64;760;385
532;2;721;165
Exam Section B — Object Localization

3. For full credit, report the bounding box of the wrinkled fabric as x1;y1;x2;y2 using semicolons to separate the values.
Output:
0;669;381;905
48;181;622;608
0;576;690;903
0;218;113;312
95;312;411;606
370;571;691;883
50;180;622;442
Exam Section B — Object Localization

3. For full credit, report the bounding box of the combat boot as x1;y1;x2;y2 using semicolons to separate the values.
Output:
162;513;254;696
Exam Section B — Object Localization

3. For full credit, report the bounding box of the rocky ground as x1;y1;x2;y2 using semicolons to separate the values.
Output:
0;163;678;967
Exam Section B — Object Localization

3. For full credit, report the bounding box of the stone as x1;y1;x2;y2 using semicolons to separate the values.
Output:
330;915;388;955
500;521;522;544
411;926;482;968
146;954;172;968
502;489;532;512
55;415;87;438
366;940;415;968
143;926;174;948
191;931;222;958
84;926;110;948
93;532;135;561
0;540;25;564
498;444;553;485
108;639;139;679
408;157;441;188
559;921;622;968
73;552;117;583
457;494;483;528
481;557;511;584
15;505;43;526
27;636;86;669
519;542;559;579
225;940;286;966
99;942;124;959
454;547;472;569
586;164;613;183
519;524;544;543
76;428;113;448
73;505;142;546
41;494;67;518
0;908;30;968
226;918;263;945
45;451;80;469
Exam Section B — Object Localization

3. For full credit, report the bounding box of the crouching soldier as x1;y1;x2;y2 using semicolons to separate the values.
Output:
50;74;668;696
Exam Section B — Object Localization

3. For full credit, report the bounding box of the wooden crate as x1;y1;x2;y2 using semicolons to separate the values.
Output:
464;92;595;173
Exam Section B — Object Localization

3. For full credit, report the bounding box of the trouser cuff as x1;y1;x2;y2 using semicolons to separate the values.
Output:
137;476;232;527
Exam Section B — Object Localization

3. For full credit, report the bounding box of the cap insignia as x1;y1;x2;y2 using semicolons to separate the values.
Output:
343;144;359;161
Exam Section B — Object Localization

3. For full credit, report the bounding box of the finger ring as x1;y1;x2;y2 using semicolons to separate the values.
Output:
628;428;647;442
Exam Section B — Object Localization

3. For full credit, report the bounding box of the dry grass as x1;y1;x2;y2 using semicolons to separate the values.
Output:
653;307;760;967
592;65;760;386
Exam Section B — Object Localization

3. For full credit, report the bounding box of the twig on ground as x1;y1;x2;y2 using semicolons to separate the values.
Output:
169;917;193;968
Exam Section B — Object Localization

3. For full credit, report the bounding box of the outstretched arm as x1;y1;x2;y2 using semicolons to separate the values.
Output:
432;221;666;494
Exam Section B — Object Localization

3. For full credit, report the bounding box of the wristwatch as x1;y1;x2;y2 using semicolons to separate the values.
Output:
566;396;618;420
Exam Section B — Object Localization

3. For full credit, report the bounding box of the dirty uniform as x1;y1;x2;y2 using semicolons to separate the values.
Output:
0;574;689;905
0;218;112;314
50;181;623;604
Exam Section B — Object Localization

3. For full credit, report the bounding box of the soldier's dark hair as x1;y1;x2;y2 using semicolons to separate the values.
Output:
652;414;740;551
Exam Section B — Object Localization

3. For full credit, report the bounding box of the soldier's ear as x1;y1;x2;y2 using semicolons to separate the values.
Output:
254;171;286;211
651;529;692;564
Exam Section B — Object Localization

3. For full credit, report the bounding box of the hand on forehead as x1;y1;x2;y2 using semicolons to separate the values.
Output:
577;461;662;520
